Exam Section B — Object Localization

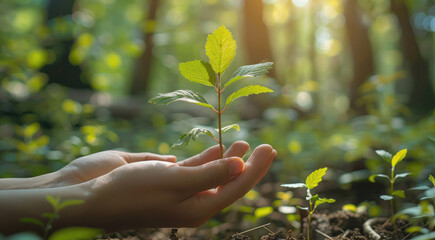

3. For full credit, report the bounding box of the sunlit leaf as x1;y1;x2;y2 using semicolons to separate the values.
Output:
171;127;216;149
219;124;240;133
306;167;327;190
369;174;390;183
281;183;306;189
410;186;430;191
392;149;407;168
225;62;273;88
380;195;394;200
58;199;85;211
392;190;405;198
254;206;273;218
205;25;236;74
342;204;357;212
20;217;44;228
24;123;40;138
375;150;392;162
179;60;215;87
225;85;273;106
395;172;411;179
429;175;435;186
149;90;214;109
315;197;336;207
297;206;309;211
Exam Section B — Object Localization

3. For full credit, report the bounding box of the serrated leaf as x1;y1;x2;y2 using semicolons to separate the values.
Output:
46;195;60;210
149;90;214;109
58;199;85;211
205;25;236;74
306;167;327;190
225;62;274;88
369;174;391;183
380;195;394;200
392;190;405;198
429;175;435;186
20;217;44;228
392;149;407;168
179;60;216;87
171;127;216;149
219;124;240;133
395;172;411;179
225;85;273;106
281;183;306;189
375;150;392;162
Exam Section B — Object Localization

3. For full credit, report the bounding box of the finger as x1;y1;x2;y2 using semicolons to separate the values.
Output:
122;152;177;163
223;141;250;158
175;157;245;193
177;145;223;167
193;145;276;211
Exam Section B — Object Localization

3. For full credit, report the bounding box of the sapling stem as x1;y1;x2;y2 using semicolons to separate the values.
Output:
217;73;224;159
390;167;395;216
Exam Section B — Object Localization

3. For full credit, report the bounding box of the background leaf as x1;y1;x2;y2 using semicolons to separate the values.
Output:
20;217;44;228
179;60;215;87
306;167;327;190
395;172;412;179
58;199;85;211
392;149;407;168
225;85;273;106
48;227;104;240
375;149;392;162
429;175;435;186
224;62;273;88
171;127;216;149
205;25;236;74
46;195;60;211
392;190;405;198
149;90;214;109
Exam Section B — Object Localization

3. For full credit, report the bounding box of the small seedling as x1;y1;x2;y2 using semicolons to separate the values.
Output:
21;195;84;239
149;25;273;158
281;167;335;240
369;149;411;217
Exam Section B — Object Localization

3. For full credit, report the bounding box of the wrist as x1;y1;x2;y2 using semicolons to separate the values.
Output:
0;171;63;190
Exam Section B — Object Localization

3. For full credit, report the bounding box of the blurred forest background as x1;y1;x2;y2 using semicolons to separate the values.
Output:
0;0;434;224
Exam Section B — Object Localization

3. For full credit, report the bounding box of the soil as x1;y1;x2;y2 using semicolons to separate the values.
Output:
95;210;413;240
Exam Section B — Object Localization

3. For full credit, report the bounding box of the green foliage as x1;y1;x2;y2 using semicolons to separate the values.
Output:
281;168;335;240
149;25;273;153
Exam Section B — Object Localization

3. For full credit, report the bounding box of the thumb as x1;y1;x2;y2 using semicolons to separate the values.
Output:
179;157;245;193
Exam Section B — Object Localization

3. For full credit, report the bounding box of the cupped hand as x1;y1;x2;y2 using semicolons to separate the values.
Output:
58;151;177;186
75;142;276;231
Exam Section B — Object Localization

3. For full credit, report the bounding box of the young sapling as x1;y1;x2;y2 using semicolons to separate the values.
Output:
281;167;335;240
149;26;274;158
369;149;411;217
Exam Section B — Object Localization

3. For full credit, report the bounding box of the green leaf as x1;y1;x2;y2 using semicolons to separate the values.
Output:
179;60;216;87
429;135;435;142
225;85;273;106
410;186;430;191
392;149;407;168
20;217;44;228
42;213;59;219
225;62;274;88
380;195;394;200
306;167;327;190
58;199;85;211
409;232;435;240
375;150;392;162
48;227;104;240
315;197;336;207
392;190;405;198
297;206;309;211
254;206;273;218
46;195;60;210
281;183;306;189
149;90;214;109
219;124;240;133
205;25;236;74
369;174;391;183
395;172;411;179
429;175;435;186
171;127;216;149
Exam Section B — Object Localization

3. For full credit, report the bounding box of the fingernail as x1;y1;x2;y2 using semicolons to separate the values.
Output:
229;158;244;178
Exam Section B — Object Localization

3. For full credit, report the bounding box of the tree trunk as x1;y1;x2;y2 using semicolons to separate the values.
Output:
130;0;159;95
390;0;435;115
343;0;375;115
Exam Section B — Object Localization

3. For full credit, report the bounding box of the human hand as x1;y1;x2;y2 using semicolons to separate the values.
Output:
58;151;177;186
66;141;276;231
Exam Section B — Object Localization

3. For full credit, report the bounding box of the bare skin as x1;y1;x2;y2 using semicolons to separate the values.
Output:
0;141;276;235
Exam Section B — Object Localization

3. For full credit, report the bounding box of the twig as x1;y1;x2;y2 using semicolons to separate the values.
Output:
340;230;350;239
363;218;387;240
236;223;272;235
315;229;333;240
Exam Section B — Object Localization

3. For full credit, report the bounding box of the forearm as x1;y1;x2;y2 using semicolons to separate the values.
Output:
0;182;93;235
0;172;63;190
